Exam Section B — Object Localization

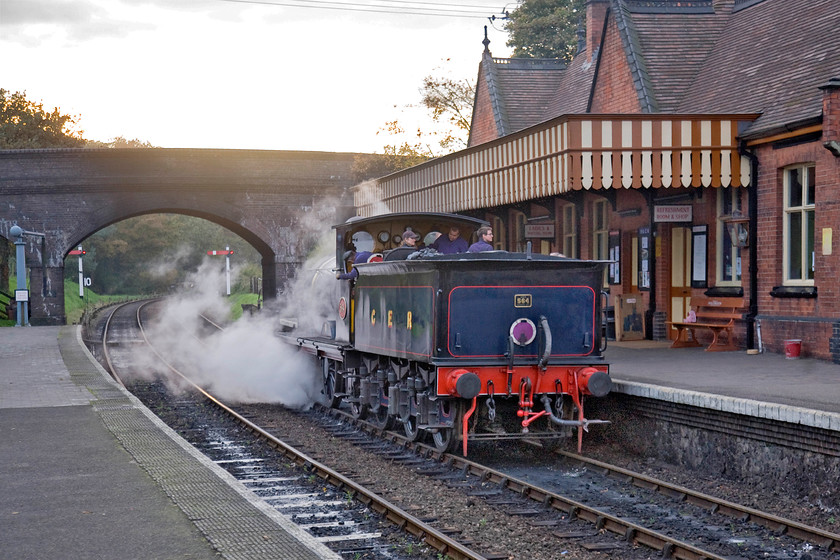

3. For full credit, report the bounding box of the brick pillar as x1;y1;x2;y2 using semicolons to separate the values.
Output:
820;78;840;147
29;265;65;326
830;321;840;364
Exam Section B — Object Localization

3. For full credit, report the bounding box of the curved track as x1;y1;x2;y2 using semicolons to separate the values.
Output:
99;299;489;560
98;300;840;559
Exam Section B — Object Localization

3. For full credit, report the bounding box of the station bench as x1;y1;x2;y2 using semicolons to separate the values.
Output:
666;296;746;352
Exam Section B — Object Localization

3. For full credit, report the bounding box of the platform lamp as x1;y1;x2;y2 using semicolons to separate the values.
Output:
722;211;750;248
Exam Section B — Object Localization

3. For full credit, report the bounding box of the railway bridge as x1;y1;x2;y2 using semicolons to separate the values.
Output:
0;148;359;325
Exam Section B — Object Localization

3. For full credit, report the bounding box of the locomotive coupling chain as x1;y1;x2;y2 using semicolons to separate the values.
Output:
486;380;496;422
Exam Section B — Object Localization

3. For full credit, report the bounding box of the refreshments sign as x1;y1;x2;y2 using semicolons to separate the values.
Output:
654;205;692;222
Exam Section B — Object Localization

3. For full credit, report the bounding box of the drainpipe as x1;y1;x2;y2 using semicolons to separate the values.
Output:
739;141;759;349
643;189;657;339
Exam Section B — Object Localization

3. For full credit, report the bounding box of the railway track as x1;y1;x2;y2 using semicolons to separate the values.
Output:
98;299;493;560
96;299;840;560
298;404;839;560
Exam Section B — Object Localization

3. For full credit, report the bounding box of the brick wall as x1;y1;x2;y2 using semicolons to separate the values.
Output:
588;16;642;114
468;64;498;146
749;133;840;359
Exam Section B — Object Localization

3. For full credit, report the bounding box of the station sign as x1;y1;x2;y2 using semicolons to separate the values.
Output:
654;205;692;222
524;223;555;238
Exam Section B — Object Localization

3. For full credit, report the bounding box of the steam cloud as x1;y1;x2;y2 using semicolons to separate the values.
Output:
127;191;389;410
133;259;320;408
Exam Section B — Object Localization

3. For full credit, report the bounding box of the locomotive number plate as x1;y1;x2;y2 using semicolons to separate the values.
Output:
514;294;532;308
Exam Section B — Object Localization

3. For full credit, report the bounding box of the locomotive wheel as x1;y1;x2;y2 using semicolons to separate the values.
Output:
349;401;368;420
403;416;420;441
321;360;342;409
370;404;392;430
346;376;368;420
431;427;457;453
431;400;462;453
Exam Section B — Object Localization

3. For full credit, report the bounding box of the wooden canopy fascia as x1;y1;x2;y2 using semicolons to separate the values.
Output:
357;113;760;217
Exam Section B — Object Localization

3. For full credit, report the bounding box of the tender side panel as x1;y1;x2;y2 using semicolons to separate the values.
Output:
353;285;435;359
447;285;598;357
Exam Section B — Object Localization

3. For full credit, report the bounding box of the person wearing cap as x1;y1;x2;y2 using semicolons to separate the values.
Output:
468;226;494;253
400;229;419;248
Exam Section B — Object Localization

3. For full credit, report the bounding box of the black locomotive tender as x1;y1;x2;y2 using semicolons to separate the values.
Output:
284;212;611;455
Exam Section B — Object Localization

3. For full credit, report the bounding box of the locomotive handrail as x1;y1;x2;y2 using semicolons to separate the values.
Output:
538;315;551;370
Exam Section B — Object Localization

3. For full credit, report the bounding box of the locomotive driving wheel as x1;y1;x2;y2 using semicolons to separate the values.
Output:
370;400;392;430
402;415;420;441
430;400;462;454
321;359;342;409
346;374;368;420
431;427;456;453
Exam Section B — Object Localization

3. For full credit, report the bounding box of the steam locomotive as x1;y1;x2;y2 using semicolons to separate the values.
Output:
282;212;611;455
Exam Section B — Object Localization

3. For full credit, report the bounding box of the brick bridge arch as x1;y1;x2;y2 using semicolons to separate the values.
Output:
0;148;359;325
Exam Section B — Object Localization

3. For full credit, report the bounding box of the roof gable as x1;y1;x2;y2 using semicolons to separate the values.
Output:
469;53;567;145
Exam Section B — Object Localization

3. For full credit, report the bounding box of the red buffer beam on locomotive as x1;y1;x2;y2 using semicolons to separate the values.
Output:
280;212;612;456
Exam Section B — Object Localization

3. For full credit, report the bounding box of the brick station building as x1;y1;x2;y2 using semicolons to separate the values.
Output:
356;0;840;361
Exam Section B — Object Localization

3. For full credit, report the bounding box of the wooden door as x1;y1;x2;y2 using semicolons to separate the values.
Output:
669;227;692;340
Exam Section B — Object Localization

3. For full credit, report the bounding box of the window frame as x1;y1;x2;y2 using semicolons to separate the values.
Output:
783;164;816;286
561;203;578;258
593;199;609;261
716;188;743;286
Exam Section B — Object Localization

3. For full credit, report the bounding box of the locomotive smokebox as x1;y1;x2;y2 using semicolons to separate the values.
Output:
443;369;482;399
578;367;612;397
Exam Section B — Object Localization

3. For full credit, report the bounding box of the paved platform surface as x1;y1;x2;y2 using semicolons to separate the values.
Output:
605;340;840;431
0;325;339;560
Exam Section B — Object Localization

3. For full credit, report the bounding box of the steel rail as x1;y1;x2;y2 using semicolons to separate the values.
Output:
99;300;137;388
118;303;491;560
556;450;840;553
320;404;782;560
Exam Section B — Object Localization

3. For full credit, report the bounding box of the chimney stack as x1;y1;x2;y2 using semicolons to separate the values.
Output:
585;0;609;62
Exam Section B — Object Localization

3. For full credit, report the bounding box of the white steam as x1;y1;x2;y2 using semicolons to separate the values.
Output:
135;258;321;409
128;191;391;409
354;180;390;217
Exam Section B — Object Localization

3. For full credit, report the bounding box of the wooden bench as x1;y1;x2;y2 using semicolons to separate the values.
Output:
666;296;746;352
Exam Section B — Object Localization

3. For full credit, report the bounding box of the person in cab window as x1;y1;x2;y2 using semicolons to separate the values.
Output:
468;226;494;253
430;225;468;254
400;229;419;248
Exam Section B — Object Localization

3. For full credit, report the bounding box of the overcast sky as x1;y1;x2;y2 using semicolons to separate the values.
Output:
1;0;513;153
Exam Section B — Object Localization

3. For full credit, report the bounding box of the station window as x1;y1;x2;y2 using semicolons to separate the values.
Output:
593;199;609;260
491;216;505;250
561;203;577;258
716;188;743;285
783;164;816;285
593;199;609;286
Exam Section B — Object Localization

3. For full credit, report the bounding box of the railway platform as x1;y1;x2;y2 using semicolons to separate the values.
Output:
605;340;840;431
0;325;339;560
